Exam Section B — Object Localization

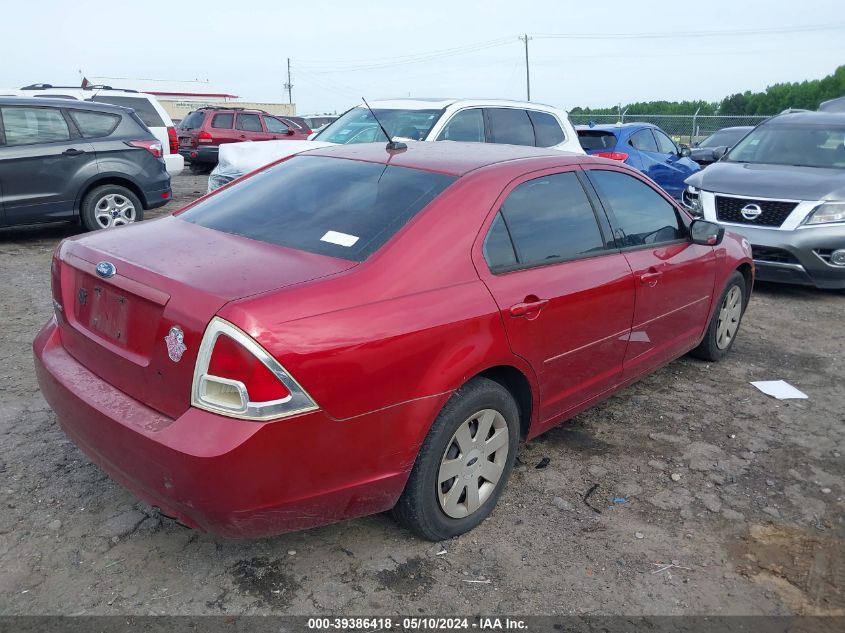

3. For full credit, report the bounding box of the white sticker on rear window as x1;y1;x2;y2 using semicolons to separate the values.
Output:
320;230;359;247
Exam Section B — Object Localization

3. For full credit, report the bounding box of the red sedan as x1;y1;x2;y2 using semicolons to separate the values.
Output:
33;141;753;540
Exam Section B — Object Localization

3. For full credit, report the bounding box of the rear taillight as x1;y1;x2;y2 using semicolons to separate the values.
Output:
192;317;317;421
127;140;163;158
198;130;213;144
594;151;629;161
167;126;178;155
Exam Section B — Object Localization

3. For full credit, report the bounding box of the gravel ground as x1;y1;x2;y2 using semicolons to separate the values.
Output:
0;173;842;616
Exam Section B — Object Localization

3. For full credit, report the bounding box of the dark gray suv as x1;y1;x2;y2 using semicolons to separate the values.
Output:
0;97;171;231
684;111;845;289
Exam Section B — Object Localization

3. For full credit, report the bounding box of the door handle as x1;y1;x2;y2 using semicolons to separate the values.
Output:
638;270;662;286
62;148;85;156
509;298;548;317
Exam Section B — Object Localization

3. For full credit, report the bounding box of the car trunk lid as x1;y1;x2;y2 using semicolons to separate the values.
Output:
54;216;356;419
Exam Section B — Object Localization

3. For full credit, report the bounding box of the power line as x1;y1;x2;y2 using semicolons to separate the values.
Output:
534;22;845;40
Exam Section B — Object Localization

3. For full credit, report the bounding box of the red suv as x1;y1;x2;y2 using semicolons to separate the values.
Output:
34;142;753;540
177;107;311;173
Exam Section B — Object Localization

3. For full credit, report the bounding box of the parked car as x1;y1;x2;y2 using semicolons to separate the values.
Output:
301;114;338;132
0;97;171;230
208;139;332;192
207;98;585;191
819;96;845;113
34;140;752;540
576;123;700;200
688;126;754;166
8;84;184;176
313;98;584;154
177;107;311;173
684;111;845;289
279;115;312;135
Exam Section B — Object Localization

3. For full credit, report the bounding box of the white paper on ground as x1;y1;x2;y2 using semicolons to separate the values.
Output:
750;380;808;400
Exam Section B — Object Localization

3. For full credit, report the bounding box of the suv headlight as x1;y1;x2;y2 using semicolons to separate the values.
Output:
803;202;845;225
682;185;702;214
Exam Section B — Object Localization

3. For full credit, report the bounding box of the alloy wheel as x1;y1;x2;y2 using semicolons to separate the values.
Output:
94;193;137;229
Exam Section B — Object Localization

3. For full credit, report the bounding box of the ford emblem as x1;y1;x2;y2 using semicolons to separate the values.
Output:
96;261;116;278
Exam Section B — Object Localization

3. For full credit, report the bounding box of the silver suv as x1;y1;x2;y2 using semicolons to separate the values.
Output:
684;111;845;289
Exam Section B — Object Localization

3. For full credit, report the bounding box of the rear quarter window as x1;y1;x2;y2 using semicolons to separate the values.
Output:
179;155;456;261
528;111;564;147
91;96;165;128
68;110;120;138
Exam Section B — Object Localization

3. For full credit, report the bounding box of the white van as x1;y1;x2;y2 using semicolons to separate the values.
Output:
6;84;184;176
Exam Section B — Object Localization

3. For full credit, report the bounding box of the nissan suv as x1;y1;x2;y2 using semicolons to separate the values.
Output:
0;97;171;231
684;111;845;289
177;107;311;172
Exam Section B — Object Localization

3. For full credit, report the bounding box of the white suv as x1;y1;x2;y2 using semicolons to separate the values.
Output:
312;98;584;154
5;84;184;176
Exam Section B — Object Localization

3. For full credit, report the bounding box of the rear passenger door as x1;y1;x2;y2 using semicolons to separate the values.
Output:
209;112;240;146
0;106;95;225
235;113;269;141
474;168;636;429
584;167;716;379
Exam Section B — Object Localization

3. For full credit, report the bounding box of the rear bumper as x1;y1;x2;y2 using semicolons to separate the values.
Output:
722;223;845;290
142;186;172;210
179;146;218;165
34;318;444;538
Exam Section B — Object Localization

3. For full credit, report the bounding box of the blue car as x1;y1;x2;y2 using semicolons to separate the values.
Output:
576;123;700;200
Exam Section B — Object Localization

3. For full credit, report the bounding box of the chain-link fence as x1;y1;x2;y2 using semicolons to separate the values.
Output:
568;113;771;145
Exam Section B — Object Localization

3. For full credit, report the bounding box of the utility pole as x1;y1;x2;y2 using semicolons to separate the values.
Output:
284;58;293;105
518;34;532;101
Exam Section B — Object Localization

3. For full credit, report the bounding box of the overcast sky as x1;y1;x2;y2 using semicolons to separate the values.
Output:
3;0;844;114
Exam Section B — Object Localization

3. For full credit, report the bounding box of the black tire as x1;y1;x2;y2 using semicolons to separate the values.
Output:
189;162;213;175
392;377;520;541
80;185;143;232
690;271;747;362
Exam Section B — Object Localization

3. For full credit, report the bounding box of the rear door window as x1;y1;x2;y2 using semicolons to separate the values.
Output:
528;110;564;147
0;107;71;145
437;108;485;142
629;129;658;152
486;108;535;146
587;169;684;247
236;114;263;132
68;110;120;138
485;172;607;271
91;96;165;128
211;113;233;129
179;155;456;261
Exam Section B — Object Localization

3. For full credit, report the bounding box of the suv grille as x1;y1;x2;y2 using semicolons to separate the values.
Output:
752;246;800;265
715;196;798;227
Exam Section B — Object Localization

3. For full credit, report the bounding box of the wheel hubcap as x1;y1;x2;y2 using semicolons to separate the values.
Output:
438;409;509;519
94;193;136;229
716;285;742;350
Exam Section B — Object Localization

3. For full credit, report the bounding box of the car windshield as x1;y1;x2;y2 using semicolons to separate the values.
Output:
726;123;845;169
314;107;443;144
180;155;456;261
699;128;750;148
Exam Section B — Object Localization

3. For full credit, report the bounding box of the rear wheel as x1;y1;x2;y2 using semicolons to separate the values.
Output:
80;185;143;231
189;162;213;174
691;271;747;361
392;377;520;541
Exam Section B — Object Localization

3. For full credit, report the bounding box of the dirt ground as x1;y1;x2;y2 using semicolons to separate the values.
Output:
0;173;842;616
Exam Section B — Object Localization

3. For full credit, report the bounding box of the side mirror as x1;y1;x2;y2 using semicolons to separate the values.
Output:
690;219;725;246
679;146;691;157
711;146;728;161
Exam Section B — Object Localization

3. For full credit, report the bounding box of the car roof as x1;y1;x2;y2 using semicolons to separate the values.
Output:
303;140;589;177
575;122;652;132
766;111;845;125
0;96;134;113
710;126;754;132
366;97;566;113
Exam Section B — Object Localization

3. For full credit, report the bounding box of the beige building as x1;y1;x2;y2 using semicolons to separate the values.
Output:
84;76;296;120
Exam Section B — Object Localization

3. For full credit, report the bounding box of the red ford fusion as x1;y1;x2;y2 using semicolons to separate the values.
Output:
33;141;753;540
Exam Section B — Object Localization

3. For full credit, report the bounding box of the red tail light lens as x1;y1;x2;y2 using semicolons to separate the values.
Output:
192;318;318;421
167;126;178;154
127;140;163;158
208;334;290;403
198;130;213;144
594;151;629;161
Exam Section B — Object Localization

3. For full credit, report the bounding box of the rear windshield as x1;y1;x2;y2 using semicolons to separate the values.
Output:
90;95;166;128
726;123;845;169
179;155;456;261
180;110;206;129
314;108;442;144
577;130;617;150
